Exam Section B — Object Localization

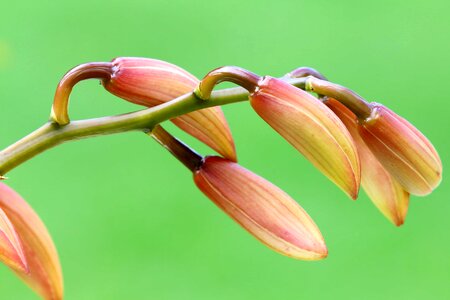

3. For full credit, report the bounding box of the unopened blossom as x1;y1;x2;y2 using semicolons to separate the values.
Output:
358;103;442;196
52;57;236;161
194;156;327;260
0;183;63;300
326;99;409;225
0;207;27;272
249;76;361;199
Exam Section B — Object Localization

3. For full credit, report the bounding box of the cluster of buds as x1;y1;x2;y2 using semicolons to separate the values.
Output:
0;57;442;299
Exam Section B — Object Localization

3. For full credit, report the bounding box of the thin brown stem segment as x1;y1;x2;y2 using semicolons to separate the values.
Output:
150;125;203;172
305;76;372;119
194;66;261;100
51;62;114;125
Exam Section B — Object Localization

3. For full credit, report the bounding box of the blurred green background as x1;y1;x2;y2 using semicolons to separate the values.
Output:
1;0;449;299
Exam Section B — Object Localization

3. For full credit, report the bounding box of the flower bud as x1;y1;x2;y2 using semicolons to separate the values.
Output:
0;207;27;272
104;57;236;161
326;99;409;225
358;104;442;196
0;183;63;300
250;76;361;199
194;156;327;260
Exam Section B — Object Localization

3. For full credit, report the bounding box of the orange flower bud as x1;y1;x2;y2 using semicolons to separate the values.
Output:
194;156;327;260
104;57;197;107
358;104;442;196
250;76;361;199
326;99;409;225
0;183;63;300
105;57;236;161
52;57;236;161
0;207;28;272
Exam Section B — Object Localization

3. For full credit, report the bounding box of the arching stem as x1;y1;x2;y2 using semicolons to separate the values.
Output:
195;66;261;100
51;62;113;125
305;76;372;119
285;66;328;81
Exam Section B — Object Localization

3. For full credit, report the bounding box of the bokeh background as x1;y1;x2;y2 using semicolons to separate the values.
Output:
1;0;449;299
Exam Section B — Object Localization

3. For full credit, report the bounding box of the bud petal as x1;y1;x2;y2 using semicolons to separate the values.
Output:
104;57;236;161
194;156;327;260
250;77;360;199
0;183;63;300
0;207;27;272
358;104;442;196
326;99;409;225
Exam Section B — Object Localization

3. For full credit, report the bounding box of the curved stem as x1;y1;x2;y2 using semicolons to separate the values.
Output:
285;67;328;99
51;62;113;125
305;76;372;119
285;66;327;81
195;66;261;100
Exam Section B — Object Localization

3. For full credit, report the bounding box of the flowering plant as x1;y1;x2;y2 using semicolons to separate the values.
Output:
0;58;441;299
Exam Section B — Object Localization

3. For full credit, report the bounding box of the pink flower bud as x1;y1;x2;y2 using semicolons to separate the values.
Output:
194;156;327;260
326;99;409;225
104;57;236;161
250;76;361;199
358;104;442;196
0;207;27;272
0;183;63;300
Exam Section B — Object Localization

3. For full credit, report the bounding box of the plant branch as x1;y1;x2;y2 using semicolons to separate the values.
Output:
0;77;307;176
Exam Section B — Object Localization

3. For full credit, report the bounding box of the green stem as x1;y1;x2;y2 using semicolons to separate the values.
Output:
0;77;307;176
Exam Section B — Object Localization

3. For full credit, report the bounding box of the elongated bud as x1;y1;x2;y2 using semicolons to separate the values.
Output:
150;125;326;259
0;207;28;272
250;76;361;199
52;57;236;161
106;58;236;161
194;156;327;260
358;104;442;196
104;57;197;106
326;99;409;225
0;183;63;300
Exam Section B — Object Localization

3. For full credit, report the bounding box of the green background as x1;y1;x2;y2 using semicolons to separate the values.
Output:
1;0;449;299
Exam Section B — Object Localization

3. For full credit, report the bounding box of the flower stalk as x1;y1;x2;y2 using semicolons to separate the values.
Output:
51;62;113;125
285;66;328;81
0;77;308;176
150;125;203;172
194;66;261;100
304;76;372;119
